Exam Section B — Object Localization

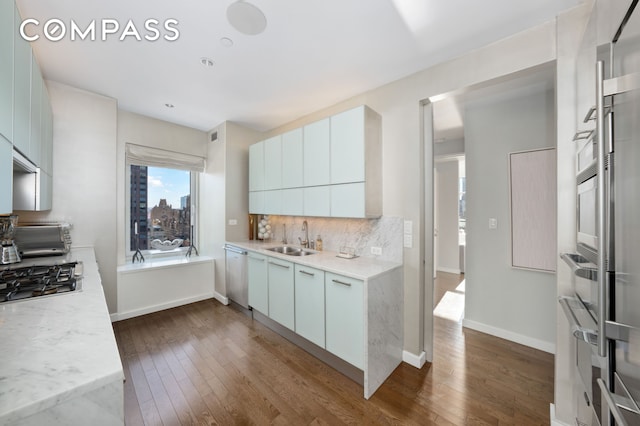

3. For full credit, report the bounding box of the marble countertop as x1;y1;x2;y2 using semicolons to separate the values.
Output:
0;247;124;424
227;240;402;281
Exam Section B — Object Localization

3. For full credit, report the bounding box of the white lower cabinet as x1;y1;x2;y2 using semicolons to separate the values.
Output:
267;258;295;330
294;264;325;348
325;272;364;369
247;252;268;315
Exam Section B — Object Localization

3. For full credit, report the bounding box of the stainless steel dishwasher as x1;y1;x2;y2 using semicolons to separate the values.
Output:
224;244;248;308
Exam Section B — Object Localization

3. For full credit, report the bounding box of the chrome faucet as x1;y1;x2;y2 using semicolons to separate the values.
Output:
299;220;309;248
282;224;287;244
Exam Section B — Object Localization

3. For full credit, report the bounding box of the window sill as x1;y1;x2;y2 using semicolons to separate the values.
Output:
117;253;214;274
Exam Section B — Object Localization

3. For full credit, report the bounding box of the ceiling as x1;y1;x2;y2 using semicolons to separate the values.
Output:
16;0;583;133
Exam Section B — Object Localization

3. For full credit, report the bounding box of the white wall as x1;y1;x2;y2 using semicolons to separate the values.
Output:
17;81;119;312
261;20;559;358
463;86;557;351
435;160;460;273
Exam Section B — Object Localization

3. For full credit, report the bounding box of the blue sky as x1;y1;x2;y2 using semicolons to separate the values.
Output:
146;166;190;209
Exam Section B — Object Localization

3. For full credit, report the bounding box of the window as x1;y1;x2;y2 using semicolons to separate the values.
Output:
129;165;194;252
125;143;204;257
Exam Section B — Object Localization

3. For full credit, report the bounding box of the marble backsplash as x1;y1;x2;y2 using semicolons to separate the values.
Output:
261;215;403;263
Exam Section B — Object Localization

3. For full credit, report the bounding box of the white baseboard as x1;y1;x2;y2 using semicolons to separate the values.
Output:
549;404;571;426
436;267;461;274
214;292;229;305
462;319;556;354
111;293;214;322
402;350;427;368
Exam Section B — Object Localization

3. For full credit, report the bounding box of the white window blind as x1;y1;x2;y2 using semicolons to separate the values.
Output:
125;143;205;172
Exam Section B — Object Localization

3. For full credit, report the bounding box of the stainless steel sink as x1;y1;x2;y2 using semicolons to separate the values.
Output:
266;246;315;256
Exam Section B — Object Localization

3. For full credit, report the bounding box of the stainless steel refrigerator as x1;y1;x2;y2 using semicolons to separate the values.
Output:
606;2;640;424
562;2;640;425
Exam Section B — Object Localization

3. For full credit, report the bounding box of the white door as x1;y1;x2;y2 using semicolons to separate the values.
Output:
423;102;434;363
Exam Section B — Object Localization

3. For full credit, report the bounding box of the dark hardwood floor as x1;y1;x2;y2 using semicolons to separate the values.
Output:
113;272;554;425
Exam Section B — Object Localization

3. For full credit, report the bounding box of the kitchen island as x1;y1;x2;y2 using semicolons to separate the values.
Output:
0;248;124;426
228;240;403;399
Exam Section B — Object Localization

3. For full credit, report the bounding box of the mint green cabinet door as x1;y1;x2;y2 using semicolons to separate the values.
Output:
325;272;364;369
281;188;303;216
29;56;42;167
40;84;53;174
303;118;330;186
281;128;303;188
263;189;282;215
249;191;264;214
330;183;365;218
294;264;325;348
303;186;330;217
248;252;268;315
13;6;31;157
263;135;282;190
331;106;365;184
249;141;264;191
267;258;294;330
0;137;12;214
0;0;13;142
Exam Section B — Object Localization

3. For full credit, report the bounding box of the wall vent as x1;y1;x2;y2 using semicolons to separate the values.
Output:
210;131;218;142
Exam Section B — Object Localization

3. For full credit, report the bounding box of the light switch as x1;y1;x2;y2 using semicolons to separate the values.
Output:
228;219;238;226
403;235;413;248
404;220;413;235
489;218;497;229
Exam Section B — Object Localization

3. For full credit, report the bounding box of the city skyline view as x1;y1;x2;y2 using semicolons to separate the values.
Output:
146;166;190;210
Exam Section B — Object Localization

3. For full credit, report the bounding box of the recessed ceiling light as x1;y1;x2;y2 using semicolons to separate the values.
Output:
220;37;234;47
227;1;267;35
200;57;215;67
165;103;175;108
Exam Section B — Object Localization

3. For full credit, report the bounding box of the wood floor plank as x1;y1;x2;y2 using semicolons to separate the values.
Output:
114;272;554;425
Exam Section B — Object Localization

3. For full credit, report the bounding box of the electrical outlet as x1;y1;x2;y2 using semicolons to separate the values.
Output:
228;219;238;226
371;247;382;255
489;218;497;229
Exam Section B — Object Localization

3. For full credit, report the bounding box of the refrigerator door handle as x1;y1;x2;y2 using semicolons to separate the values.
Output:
596;60;608;357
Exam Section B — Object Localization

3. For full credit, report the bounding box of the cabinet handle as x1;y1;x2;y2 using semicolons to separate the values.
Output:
269;262;290;269
332;279;351;287
250;257;265;262
299;270;315;277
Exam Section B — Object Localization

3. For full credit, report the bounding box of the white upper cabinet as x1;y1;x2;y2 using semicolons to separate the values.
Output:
281;128;303;188
29;56;42;167
303;186;331;217
13;6;31;159
248;105;381;218
331;106;366;184
330;183;365;218
303;118;330;186
0;0;13;142
40;85;53;174
263;135;282;190
249;141;264;191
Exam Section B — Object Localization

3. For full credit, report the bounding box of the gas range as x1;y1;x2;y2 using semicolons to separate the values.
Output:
0;262;82;303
